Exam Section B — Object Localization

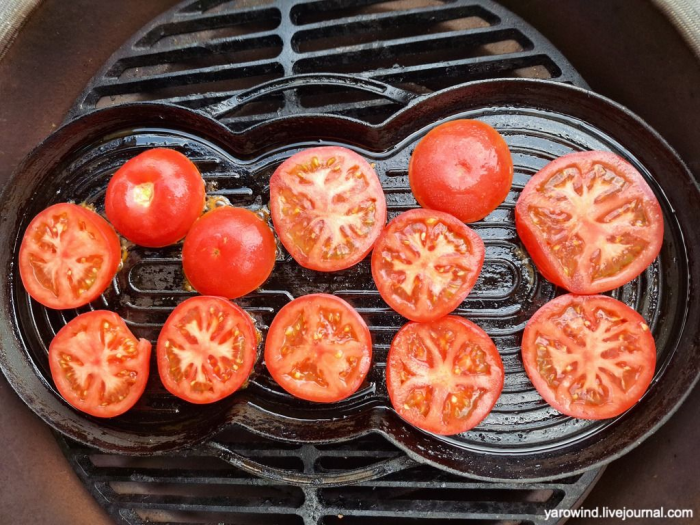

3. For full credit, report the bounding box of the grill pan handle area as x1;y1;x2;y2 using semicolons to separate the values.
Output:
206;440;416;487
203;73;417;119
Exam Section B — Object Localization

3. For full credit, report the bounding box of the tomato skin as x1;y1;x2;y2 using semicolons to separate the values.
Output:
19;203;121;309
386;316;504;435
157;296;258;404
409;120;513;223
182;207;276;299
49;311;151;418
265;294;373;403
515;151;664;294
105;148;205;248
522;294;656;420
269;146;387;272
371;208;485;323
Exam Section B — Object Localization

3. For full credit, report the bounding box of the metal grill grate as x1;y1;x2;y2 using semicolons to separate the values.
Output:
59;1;598;524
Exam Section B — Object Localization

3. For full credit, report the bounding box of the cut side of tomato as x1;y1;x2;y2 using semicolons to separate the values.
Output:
270;146;387;272
157;296;258;404
515;151;664;294
386;316;503;435
521;294;656;419
264;294;372;403
49;310;151;418
19;203;122;309
105;148;205;248
371;209;485;322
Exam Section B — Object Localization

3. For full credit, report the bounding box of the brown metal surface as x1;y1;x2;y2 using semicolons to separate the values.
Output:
1;0;699;523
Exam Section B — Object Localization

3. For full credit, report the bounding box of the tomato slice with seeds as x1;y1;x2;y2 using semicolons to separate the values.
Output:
157;296;259;404
269;146;387;272
19;203;121;309
49;311;151;418
386;316;504;435
371;209;485;322
522;294;656;419
264;294;372;403
515;151;664;294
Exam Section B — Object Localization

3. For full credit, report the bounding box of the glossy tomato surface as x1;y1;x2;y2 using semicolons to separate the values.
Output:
157;296;258;404
270;146;387;272
522;294;656;419
515;151;664;294
371;209;484;322
265;294;372;403
409;119;513;223
182;207;276;299
19;203;121;309
105;148;205;247
49;311;151;417
386;316;503;435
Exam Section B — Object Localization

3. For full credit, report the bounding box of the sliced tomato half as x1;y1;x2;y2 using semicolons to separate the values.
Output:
269;146;387;272
371;209;485;322
49;311;151;418
157;296;259;404
19;203;121;309
264;294;372;403
515;151;664;294
386;316;504;435
521;294;656;419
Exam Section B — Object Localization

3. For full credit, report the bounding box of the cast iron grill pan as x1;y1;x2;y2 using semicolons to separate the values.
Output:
1;78;698;482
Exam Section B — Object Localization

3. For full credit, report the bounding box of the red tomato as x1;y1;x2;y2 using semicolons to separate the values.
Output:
157;296;258;404
269;146;387;272
182;207;276;299
105;148;205;247
409;120;513;223
265;294;372;403
521;294;656;419
49;311;151;417
386;316;503;435
371;209;484;322
515;151;664;294
18;203;121;309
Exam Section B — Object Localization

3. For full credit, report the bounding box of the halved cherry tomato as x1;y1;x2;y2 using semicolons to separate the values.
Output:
515;151;664;294
182;207;276;299
371;209;484;322
105;148;206;248
409;119;513;223
269;146;387;272
386;316;503;435
521;294;656;419
19;203;121;309
49;310;151;417
157;296;258;404
265;294;372;403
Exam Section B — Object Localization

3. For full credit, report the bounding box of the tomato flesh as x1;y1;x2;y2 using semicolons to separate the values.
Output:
105;148;205;247
49;311;151;417
270;146;387;272
386;316;503;435
515;151;664;294
19;203;121;309
409;119;513;223
182;207;276;299
157;296;258;404
265;294;372;403
522;294;656;419
372;209;484;322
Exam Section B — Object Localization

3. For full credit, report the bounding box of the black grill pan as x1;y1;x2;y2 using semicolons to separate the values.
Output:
1;76;698;482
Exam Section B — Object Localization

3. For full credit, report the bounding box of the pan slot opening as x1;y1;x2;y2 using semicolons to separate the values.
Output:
315;455;400;471
137;511;303;524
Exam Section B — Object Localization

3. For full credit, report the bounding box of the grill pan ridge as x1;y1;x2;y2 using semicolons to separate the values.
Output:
1;77;698;484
